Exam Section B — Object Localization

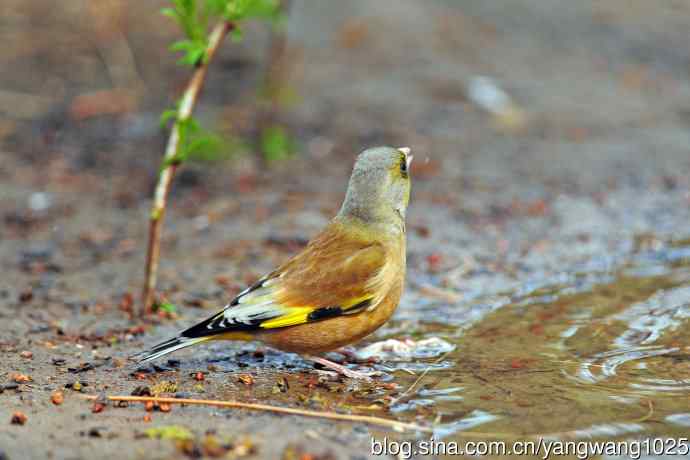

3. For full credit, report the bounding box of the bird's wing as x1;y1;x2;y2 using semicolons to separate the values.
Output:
180;224;393;339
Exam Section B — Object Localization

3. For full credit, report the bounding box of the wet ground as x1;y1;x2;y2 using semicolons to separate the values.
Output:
2;0;690;459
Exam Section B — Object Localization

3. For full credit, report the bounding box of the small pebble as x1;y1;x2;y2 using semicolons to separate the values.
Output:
51;391;64;405
91;402;106;414
18;290;33;303
28;192;52;211
11;374;31;384
10;412;27;425
238;374;254;386
1;383;19;392
87;427;104;438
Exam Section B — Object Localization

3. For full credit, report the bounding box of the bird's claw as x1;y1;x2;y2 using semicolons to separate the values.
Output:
306;355;381;380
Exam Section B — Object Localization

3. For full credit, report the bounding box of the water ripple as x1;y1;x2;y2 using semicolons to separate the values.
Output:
432;410;500;439
564;345;690;395
665;413;690;427
542;423;645;440
613;286;690;348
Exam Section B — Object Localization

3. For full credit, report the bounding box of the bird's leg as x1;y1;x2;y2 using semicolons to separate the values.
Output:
330;346;380;364
305;356;378;380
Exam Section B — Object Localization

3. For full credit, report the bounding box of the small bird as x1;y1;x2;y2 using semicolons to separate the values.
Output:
133;146;412;378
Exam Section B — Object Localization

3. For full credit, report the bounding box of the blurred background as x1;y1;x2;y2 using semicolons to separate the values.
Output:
3;1;690;457
4;0;690;192
3;0;690;288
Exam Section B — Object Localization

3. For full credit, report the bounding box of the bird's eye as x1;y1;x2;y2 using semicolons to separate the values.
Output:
399;157;408;178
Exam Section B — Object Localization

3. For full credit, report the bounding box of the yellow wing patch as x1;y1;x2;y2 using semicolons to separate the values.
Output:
258;293;376;330
259;307;314;329
341;294;373;309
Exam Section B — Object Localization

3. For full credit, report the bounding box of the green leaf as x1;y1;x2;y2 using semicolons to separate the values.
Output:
159;0;291;178
244;0;281;20
157;301;177;314
162;0;207;42
169;39;193;52
171;116;232;163
161;7;177;19
150;207;163;221
187;137;224;161
164;0;282;60
170;39;207;66
261;124;293;162
223;0;246;20
159;108;179;129
186;117;201;132
224;0;281;21
230;26;243;42
145;425;193;441
204;0;227;16
185;47;206;66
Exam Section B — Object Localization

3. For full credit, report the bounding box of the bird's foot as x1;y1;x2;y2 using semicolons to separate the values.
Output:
306;356;380;380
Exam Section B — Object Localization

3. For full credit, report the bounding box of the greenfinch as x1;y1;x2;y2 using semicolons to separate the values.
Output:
134;146;412;378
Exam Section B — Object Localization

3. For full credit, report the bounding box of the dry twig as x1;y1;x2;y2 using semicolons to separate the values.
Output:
84;394;432;433
84;393;654;440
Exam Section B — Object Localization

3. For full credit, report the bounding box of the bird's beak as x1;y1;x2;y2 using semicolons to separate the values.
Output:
398;147;413;169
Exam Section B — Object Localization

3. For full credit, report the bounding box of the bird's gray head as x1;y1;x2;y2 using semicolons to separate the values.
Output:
338;146;412;230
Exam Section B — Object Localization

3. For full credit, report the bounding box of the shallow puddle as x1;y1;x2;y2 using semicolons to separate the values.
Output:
378;238;690;441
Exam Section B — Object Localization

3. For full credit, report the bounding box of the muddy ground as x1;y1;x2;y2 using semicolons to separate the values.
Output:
2;0;690;459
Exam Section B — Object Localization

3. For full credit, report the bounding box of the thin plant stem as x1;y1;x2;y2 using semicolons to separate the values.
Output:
141;21;233;316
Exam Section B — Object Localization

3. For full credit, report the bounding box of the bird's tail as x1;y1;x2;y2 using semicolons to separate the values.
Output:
131;335;210;364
